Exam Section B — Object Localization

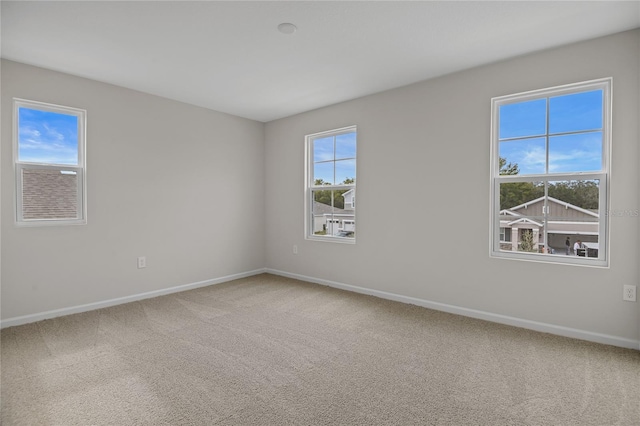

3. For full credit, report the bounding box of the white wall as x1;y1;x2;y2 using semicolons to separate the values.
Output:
265;30;640;345
1;60;265;320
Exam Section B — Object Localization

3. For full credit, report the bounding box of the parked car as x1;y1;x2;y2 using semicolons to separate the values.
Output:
337;230;354;237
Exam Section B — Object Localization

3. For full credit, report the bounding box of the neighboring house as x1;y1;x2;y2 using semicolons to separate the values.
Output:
499;196;599;254
342;189;355;209
313;189;355;236
22;169;78;220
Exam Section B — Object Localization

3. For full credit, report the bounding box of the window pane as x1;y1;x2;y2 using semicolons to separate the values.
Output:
335;159;356;184
311;189;355;238
18;107;79;165
549;132;602;173
335;132;356;160
499;99;546;140
313;136;334;162
22;169;78;219
549;90;602;134
313;161;334;185
547;180;600;258
311;189;334;236
499;180;544;254
499;137;546;175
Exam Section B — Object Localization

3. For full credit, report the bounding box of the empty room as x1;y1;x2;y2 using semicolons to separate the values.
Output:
1;1;639;424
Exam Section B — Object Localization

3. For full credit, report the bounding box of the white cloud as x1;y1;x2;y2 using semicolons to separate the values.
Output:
519;146;546;173
43;124;65;142
549;149;601;172
20;127;41;138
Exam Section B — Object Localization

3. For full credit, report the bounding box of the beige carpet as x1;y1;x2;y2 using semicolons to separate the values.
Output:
2;273;639;425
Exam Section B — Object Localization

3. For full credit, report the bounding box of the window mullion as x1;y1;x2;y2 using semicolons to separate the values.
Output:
332;135;337;186
310;184;354;190
545;97;550;175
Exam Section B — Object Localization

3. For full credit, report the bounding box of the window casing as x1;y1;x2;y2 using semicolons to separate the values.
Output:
14;99;87;226
490;79;611;266
305;126;356;242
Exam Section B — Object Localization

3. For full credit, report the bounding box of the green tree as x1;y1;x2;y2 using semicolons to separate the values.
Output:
499;157;543;210
313;178;354;209
519;229;536;252
548;180;599;210
499;157;519;176
499;157;600;215
313;179;330;206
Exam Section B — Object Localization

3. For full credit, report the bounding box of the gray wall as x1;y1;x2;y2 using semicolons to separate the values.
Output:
265;30;640;343
2;30;638;347
1;60;265;319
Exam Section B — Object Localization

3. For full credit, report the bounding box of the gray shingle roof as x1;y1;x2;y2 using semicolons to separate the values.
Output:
22;169;78;219
313;201;349;216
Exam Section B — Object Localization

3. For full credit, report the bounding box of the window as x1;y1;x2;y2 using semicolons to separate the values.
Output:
490;79;611;266
306;126;356;242
14;99;87;226
499;227;512;242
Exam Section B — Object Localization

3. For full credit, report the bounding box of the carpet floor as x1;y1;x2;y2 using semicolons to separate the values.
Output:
1;273;639;425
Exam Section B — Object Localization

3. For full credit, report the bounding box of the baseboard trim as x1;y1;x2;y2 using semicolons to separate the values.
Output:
266;268;640;351
0;268;267;329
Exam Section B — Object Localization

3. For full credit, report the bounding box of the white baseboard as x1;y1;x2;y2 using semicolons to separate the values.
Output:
4;267;637;351
0;268;267;329
266;268;640;351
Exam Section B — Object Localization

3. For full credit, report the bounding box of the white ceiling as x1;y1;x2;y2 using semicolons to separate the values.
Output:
2;1;639;122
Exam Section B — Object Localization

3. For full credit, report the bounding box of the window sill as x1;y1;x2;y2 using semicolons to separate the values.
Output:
491;250;608;268
306;235;356;244
16;218;87;227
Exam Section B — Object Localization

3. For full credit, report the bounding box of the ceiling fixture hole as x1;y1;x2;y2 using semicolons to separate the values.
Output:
277;23;297;35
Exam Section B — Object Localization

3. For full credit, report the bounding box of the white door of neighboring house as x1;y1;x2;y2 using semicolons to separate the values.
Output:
343;220;355;231
326;219;340;235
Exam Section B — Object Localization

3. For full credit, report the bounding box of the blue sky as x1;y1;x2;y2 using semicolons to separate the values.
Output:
18;107;79;165
313;131;356;184
499;89;603;175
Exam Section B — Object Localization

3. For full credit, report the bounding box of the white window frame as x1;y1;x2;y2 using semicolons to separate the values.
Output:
13;98;87;226
305;125;356;243
489;78;611;267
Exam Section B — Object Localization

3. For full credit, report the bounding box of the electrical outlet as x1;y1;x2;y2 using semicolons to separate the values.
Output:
137;256;146;269
623;285;636;302
293;245;298;255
